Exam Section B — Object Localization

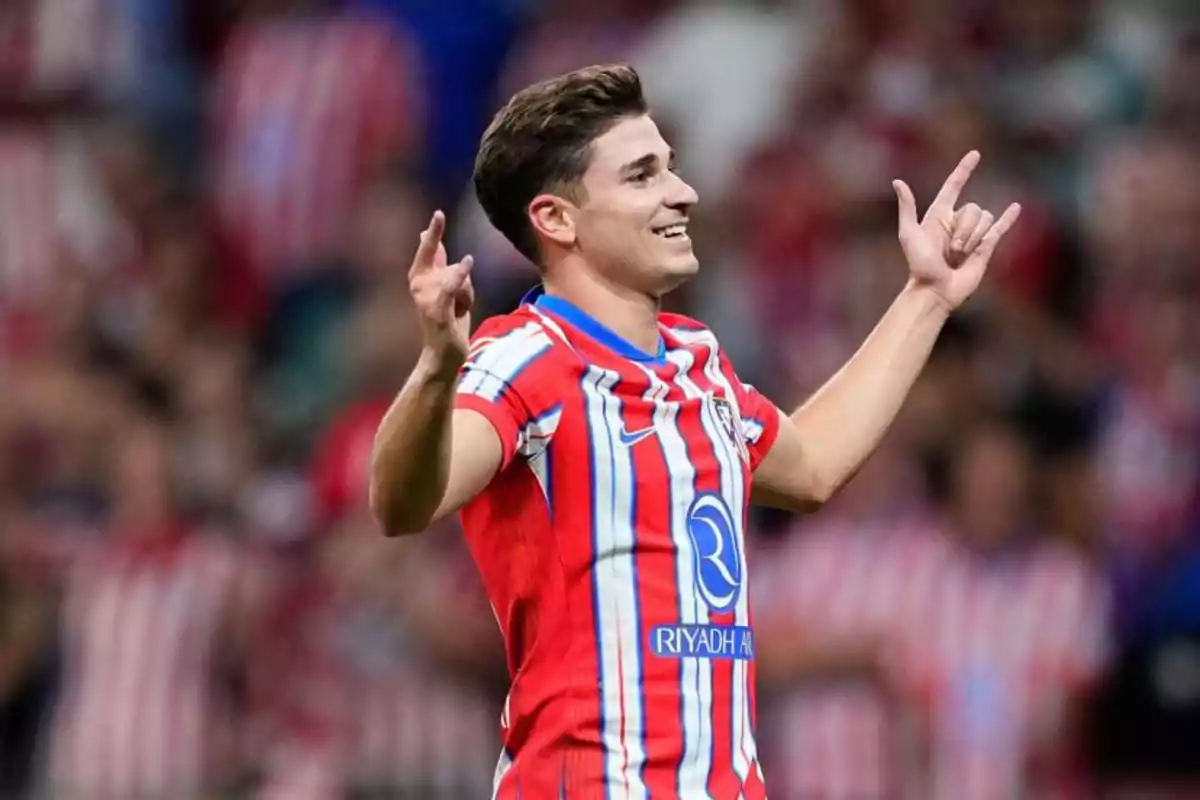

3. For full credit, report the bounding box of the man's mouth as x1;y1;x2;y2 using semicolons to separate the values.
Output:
652;222;689;240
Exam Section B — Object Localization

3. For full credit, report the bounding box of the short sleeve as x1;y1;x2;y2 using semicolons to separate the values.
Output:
735;380;782;471
454;319;560;470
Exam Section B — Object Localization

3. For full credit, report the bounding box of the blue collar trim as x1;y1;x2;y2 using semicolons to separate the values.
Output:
521;284;666;363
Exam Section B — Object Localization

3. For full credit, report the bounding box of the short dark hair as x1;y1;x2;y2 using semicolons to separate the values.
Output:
473;64;649;265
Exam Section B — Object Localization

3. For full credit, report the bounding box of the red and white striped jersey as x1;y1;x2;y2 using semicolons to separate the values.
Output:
344;621;498;795
891;524;1111;800
246;513;499;800
455;289;782;799
751;517;934;800
211;11;420;281
46;530;256;799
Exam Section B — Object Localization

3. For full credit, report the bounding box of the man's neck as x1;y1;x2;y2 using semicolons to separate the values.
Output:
542;266;663;355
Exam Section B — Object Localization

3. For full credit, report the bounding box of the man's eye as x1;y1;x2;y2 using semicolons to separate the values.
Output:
629;171;650;184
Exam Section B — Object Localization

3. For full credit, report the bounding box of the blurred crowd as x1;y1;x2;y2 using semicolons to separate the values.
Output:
0;0;1197;798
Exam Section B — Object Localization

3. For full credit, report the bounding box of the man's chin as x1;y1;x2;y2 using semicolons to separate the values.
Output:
666;251;700;275
654;255;700;294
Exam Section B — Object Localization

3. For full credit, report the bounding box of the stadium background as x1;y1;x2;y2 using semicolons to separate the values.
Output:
0;0;1197;797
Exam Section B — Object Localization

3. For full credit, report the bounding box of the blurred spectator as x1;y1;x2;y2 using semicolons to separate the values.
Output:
753;438;926;799
173;333;259;526
211;0;423;284
255;403;503;799
8;418;271;799
329;516;502;798
757;419;1109;799
895;420;1109;800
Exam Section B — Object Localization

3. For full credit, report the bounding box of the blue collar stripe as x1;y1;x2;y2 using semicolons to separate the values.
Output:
524;285;666;363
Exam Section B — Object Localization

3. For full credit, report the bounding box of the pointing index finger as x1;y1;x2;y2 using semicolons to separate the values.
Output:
410;210;446;276
930;151;981;217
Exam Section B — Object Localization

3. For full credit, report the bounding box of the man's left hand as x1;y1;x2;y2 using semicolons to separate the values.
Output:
892;151;1022;312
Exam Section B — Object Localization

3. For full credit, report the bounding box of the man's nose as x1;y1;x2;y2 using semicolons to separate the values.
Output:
667;171;699;208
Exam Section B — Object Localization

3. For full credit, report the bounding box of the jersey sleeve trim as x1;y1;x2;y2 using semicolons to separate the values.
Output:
455;394;522;466
747;403;782;471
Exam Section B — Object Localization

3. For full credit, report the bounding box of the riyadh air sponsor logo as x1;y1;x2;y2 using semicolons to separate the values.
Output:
649;624;755;661
686;492;743;612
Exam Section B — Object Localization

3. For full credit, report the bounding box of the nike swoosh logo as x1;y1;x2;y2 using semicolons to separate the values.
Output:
618;425;657;447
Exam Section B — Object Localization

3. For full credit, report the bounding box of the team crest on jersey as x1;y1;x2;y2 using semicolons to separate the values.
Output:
711;396;749;464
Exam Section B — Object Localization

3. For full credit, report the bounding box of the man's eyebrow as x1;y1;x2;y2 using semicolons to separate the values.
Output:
620;153;658;174
620;150;675;174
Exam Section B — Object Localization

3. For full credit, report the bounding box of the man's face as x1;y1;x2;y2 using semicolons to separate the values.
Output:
568;115;699;296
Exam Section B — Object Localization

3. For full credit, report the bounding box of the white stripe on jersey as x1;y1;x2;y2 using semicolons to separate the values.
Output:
581;366;649;799
518;405;562;462
459;322;553;401
491;749;513;800
667;340;754;790
644;351;717;794
528;451;551;504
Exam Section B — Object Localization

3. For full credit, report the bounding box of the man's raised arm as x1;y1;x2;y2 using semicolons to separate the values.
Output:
369;211;502;536
752;152;1021;511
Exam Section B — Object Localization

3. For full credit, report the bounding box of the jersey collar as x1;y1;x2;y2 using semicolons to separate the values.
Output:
521;284;667;363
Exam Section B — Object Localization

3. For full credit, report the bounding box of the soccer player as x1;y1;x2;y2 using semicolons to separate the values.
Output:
369;64;1020;799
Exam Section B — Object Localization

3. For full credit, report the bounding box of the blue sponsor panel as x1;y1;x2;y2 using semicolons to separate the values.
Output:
685;492;743;613
650;624;755;661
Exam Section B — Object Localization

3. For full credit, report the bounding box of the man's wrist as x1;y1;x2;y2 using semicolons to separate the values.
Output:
900;279;956;319
415;347;466;387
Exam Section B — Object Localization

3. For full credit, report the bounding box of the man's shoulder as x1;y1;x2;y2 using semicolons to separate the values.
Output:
463;308;574;390
468;308;556;357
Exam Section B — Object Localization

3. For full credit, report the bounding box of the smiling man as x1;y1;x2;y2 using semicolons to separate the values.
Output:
369;64;1020;799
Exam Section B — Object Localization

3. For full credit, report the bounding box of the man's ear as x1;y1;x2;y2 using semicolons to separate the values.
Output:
529;194;577;248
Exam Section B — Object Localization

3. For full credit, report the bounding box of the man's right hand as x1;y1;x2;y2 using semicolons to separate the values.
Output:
409;210;475;377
